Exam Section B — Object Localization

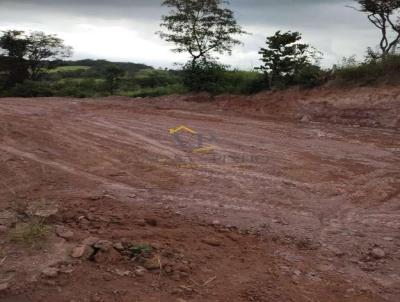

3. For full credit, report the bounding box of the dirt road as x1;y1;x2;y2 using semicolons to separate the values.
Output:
0;96;399;301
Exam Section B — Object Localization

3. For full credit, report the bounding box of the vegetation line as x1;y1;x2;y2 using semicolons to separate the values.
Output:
1;0;399;98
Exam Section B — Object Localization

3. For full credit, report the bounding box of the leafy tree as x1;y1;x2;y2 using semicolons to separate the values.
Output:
104;66;124;95
26;31;72;80
0;30;72;87
0;30;29;58
258;31;322;88
159;0;246;66
352;0;400;57
0;31;30;87
159;0;246;93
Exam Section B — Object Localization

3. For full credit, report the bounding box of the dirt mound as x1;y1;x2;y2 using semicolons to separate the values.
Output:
211;86;400;128
128;86;400;128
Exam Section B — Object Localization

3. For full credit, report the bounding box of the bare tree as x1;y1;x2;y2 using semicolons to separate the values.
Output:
352;0;400;57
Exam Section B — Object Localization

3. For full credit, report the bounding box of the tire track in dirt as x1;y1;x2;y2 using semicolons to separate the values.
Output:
1;98;400;301
88;120;183;158
0;144;151;197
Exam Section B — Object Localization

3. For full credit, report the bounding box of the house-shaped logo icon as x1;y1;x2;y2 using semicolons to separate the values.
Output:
169;125;215;153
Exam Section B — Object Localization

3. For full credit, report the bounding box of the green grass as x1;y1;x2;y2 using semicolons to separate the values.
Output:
221;70;266;94
122;84;187;97
10;218;48;246
336;54;400;85
129;244;153;257
47;65;91;73
56;78;104;84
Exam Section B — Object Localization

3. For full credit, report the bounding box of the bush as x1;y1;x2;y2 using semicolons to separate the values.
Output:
133;69;180;88
293;64;325;88
335;54;400;84
182;60;227;94
52;79;102;98
221;70;267;94
6;80;54;97
123;84;187;98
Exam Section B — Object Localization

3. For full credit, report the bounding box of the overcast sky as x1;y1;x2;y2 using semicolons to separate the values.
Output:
0;0;379;69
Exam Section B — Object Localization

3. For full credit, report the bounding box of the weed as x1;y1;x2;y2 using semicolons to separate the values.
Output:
129;244;153;259
335;54;400;85
10;218;48;246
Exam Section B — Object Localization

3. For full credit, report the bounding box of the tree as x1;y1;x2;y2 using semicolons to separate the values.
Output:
104;66;124;95
159;0;246;66
0;31;30;87
0;30;72;87
26;31;72;80
352;0;400;57
0;30;29;58
258;31;322;88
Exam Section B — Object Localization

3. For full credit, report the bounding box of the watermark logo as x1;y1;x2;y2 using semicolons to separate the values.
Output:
169;125;216;154
161;125;268;169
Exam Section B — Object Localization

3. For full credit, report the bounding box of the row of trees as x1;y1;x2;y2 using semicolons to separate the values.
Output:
0;31;129;94
0;31;72;87
159;0;325;89
1;0;399;95
158;0;400;90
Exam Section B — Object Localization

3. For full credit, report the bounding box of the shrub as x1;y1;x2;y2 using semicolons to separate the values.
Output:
53;78;101;98
123;84;187;97
182;60;227;94
221;70;267;94
133;69;180;88
293;64;325;88
7;80;53;97
128;244;153;258
335;54;400;85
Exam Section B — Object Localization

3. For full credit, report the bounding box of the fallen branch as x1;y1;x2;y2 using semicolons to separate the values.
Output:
203;275;217;287
190;275;217;288
0;256;7;266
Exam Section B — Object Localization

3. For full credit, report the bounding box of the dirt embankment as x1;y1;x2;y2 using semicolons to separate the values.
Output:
0;87;399;302
152;86;400;128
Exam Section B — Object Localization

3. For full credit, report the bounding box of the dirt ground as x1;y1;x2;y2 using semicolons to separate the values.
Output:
0;88;399;302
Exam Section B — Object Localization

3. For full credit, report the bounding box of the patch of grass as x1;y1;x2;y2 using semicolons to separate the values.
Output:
221;70;267;94
336;54;400;85
47;65;91;73
122;84;187;97
129;244;153;258
0;248;6;260
10;218;48;246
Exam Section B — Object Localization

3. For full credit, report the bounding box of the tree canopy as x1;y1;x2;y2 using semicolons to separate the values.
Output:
258;31;322;88
0;30;72;87
159;0;246;65
104;66;125;95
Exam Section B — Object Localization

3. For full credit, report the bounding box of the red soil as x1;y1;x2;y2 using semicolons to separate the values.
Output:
0;87;399;301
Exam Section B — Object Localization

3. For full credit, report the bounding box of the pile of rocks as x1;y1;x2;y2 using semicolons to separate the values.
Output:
70;237;121;263
69;236;192;280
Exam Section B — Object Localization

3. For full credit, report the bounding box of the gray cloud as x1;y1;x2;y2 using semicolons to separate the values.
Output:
0;0;379;68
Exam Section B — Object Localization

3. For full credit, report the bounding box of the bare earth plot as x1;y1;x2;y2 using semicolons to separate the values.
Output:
0;96;399;302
